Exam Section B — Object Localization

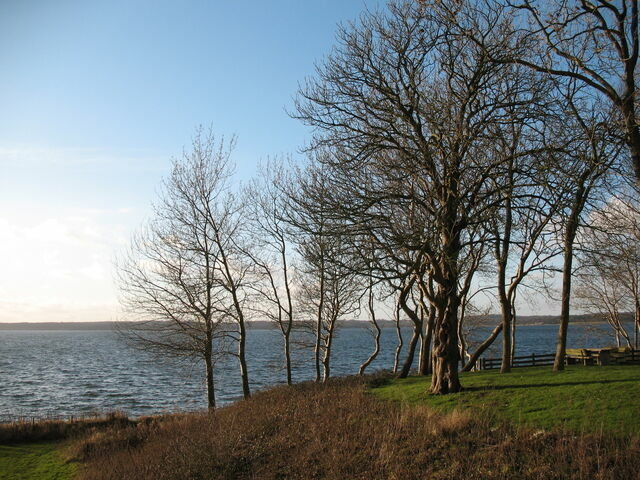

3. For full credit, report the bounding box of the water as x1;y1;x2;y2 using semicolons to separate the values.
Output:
0;323;628;421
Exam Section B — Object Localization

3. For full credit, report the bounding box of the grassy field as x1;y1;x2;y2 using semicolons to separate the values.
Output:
0;442;75;480
3;368;639;479
372;365;640;435
0;413;135;480
60;375;640;479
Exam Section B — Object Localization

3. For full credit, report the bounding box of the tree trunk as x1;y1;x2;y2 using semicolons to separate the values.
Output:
359;286;381;375
314;269;325;383
553;215;579;371
204;342;216;410
322;319;336;382
499;290;512;373
510;311;517;367
284;330;292;385
430;282;462;394
418;305;435;375
237;319;251;398
282;246;294;386
622;97;640;182
393;297;403;373
398;283;422;379
462;323;503;372
430;210;463;394
398;327;420;378
635;300;639;350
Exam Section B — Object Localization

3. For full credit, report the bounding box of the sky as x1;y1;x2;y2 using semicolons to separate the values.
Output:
0;0;558;323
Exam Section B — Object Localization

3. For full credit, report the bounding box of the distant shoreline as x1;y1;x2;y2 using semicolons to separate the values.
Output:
0;314;626;331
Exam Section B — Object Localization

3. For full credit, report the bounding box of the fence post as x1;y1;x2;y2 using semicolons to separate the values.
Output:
532;353;536;366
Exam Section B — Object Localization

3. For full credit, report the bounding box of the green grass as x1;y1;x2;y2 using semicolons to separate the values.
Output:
0;442;76;480
372;365;640;435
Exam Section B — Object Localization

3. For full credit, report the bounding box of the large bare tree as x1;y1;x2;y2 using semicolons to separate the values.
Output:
294;1;546;393
117;129;251;408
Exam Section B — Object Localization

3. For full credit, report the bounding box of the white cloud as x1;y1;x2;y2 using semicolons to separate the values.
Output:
0;209;136;321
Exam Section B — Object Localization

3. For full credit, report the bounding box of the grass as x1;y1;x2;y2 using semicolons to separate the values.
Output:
0;442;75;480
64;375;639;479
4;369;640;479
372;365;640;435
0;412;135;480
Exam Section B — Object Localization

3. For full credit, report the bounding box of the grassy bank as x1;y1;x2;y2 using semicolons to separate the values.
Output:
0;413;136;480
63;373;639;479
372;365;640;435
4;367;639;479
0;443;75;480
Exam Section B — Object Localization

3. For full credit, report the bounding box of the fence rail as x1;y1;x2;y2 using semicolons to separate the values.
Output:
479;349;640;370
479;353;556;370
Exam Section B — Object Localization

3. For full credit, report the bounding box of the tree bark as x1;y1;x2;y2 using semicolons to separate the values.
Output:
398;282;422;379
462;323;503;372
393;296;403;373
284;330;292;385
237;318;251;398
204;339;216;410
359;286;381;375
398;327;421;379
430;281;462;394
553;213;580;371
321;316;336;382
498;277;513;373
418;305;435;375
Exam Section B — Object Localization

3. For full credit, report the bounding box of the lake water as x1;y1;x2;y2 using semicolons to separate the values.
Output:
0;323;628;421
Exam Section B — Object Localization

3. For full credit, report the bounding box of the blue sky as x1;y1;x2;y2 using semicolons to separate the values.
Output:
0;0;390;322
0;0;558;322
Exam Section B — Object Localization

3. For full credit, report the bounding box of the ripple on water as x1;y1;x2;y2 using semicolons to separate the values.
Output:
0;325;624;419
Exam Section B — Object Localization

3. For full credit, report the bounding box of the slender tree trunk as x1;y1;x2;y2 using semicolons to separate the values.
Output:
622;98;640;182
322;317;336;382
237;319;251;398
284;330;292;385
204;340;216;410
219;248;251;398
418;305;435;375
359;286;381;375
398;327;420;378
314;267;325;382
499;292;512;373
393;297;403;373
635;300;639;350
554;215;580;371
462;323;503;372
496;166;514;373
398;284;422;379
282;245;294;385
510;312;517;366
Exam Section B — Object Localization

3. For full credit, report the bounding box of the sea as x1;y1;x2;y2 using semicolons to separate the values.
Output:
0;322;628;421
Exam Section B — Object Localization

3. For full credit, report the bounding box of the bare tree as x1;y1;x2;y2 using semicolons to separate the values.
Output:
116;129;251;408
286;163;362;382
245;159;297;385
358;256;383;376
502;0;640;182
294;1;546;393
549;89;623;371
575;190;640;347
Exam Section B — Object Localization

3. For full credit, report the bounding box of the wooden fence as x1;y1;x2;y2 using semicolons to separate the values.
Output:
478;349;640;370
478;353;556;370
